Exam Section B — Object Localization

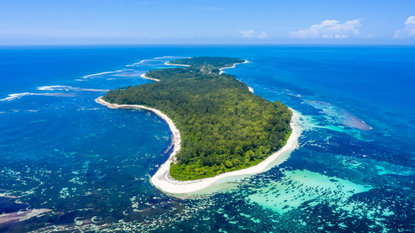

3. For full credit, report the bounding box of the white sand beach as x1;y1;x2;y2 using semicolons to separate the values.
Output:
164;60;253;93
140;73;160;82
164;62;190;67
151;110;300;194
219;60;253;93
219;60;249;74
97;58;298;194
96;96;299;194
95;97;181;164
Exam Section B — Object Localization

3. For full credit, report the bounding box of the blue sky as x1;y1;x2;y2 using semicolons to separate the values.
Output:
1;0;415;44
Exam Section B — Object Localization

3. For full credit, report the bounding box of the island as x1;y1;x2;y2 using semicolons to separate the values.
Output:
96;56;299;193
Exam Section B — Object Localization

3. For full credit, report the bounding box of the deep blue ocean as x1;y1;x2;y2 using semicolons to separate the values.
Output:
0;46;414;232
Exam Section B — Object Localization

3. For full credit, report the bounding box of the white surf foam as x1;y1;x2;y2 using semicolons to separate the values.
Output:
0;92;75;102
126;60;146;67
0;92;34;101
81;88;108;92
154;56;189;60
112;70;144;77
81;69;125;79
37;85;107;92
38;85;72;91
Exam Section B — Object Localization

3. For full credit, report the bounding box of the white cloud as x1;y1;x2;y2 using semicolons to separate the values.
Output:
393;30;401;38
289;19;361;39
257;31;268;39
364;33;374;38
239;30;254;38
393;16;415;38
405;16;415;26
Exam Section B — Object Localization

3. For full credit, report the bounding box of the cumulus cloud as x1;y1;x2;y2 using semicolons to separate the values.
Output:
393;16;415;38
239;30;255;38
257;31;268;39
289;19;361;39
406;16;415;25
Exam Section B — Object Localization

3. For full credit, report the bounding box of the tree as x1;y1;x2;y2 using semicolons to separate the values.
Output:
103;56;292;181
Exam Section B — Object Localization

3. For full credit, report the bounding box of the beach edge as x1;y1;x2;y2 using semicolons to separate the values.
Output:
96;97;299;194
151;109;300;194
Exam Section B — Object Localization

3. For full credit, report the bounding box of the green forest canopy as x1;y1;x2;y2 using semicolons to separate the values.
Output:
103;57;292;181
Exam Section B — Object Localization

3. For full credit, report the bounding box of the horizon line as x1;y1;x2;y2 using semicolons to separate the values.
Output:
1;43;415;47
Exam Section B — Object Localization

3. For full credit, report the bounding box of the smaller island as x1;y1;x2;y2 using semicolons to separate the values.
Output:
98;57;299;193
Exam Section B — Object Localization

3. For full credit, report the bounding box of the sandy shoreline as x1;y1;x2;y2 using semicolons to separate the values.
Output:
97;60;298;194
139;62;190;81
96;96;299;194
219;60;253;93
140;73;160;82
151;110;299;194
219;60;249;74
164;60;253;93
164;62;190;67
95;96;182;163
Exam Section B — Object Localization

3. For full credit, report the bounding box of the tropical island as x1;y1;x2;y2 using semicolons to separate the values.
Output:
97;56;298;193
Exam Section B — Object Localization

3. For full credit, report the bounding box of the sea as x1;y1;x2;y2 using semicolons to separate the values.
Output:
0;45;414;232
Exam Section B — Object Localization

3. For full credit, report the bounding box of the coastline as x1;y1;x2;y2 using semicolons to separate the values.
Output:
95;96;182;176
164;62;190;67
151;109;299;194
98;59;297;194
96;96;299;194
219;60;254;93
164;60;253;94
140;73;160;82
219;60;249;74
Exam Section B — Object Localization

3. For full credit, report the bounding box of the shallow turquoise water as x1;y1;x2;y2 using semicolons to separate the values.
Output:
0;46;414;232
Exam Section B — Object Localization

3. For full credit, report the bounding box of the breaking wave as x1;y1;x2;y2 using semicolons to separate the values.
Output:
37;85;107;92
81;69;127;79
126;60;146;67
0;92;75;102
154;56;189;60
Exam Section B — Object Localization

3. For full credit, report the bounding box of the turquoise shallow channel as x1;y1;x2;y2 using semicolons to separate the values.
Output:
0;45;414;232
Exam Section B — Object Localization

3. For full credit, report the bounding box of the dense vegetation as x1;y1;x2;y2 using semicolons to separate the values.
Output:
168;56;244;74
103;57;292;180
